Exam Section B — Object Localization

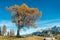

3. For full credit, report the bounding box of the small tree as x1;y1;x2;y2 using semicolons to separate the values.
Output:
7;32;9;36
2;25;6;36
0;27;1;35
10;29;14;36
6;4;42;37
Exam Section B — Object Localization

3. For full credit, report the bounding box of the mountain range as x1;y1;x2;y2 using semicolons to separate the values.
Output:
32;26;60;37
21;26;60;37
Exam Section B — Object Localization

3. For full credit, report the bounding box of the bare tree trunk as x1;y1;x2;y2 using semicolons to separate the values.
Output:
17;21;21;37
17;21;22;38
17;28;20;37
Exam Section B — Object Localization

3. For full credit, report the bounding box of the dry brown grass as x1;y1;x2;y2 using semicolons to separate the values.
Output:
0;36;44;40
0;36;58;40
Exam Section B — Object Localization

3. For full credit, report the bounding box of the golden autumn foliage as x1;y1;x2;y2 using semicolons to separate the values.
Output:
6;4;42;37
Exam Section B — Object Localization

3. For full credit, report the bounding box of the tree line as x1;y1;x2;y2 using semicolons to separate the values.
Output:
0;25;14;36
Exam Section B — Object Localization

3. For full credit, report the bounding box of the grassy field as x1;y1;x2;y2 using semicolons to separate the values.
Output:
0;36;44;40
0;36;59;40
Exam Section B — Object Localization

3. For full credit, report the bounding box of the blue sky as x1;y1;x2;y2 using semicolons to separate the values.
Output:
0;0;60;20
0;0;60;35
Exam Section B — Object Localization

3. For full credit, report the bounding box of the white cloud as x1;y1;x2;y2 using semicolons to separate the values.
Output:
0;20;15;27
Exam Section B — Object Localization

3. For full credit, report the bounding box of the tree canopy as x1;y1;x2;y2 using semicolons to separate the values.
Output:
6;4;42;28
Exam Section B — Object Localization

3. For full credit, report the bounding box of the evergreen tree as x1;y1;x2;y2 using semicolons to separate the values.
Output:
0;27;1;35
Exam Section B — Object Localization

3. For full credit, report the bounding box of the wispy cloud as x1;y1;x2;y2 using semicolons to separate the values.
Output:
36;19;60;30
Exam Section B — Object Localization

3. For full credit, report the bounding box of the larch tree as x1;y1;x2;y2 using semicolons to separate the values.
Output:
10;29;14;36
6;4;42;37
2;25;6;36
